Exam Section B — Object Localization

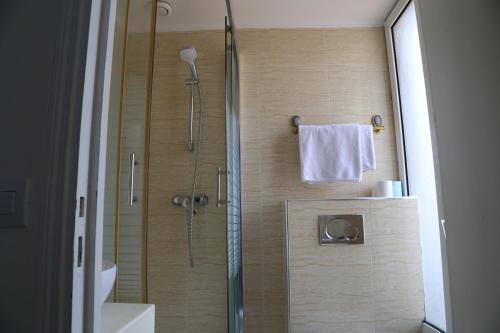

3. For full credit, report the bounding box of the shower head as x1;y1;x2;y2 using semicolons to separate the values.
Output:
179;47;199;81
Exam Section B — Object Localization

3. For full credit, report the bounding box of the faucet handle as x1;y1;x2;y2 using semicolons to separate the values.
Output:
171;194;208;208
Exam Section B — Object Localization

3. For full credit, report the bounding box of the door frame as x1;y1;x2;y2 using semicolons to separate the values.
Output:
28;0;93;331
384;0;452;331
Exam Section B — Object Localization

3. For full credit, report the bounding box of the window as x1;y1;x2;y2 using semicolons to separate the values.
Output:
386;1;448;331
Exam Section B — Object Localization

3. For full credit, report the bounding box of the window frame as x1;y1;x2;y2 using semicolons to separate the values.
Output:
384;0;453;331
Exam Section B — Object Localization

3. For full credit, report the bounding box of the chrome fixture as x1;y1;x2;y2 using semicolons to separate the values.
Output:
180;46;199;152
291;115;384;134
171;194;209;210
179;46;204;267
216;167;228;208
128;152;138;206
291;115;301;135
318;215;364;244
179;46;199;82
371;114;385;132
187;81;195;151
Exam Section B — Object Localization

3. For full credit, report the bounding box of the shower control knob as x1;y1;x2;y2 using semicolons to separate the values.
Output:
171;194;208;207
194;194;209;206
171;195;185;206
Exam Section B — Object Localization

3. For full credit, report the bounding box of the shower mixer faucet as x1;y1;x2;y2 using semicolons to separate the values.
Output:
171;194;209;211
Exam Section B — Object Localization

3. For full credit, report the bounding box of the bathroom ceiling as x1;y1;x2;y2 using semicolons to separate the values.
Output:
231;0;398;29
153;0;228;32
151;0;398;32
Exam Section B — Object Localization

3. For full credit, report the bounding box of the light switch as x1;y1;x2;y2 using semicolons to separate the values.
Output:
0;180;26;228
0;191;16;215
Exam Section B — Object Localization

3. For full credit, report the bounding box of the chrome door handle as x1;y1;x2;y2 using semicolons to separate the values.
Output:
128;152;138;206
216;167;227;208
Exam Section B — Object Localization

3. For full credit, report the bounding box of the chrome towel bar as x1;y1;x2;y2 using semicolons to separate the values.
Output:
291;114;384;134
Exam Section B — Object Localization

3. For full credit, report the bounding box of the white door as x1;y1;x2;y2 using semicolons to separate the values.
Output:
71;0;118;332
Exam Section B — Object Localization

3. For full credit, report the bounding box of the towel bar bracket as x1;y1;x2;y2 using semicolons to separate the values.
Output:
291;115;301;134
371;114;385;132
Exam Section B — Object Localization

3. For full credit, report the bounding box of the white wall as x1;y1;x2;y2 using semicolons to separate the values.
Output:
417;0;500;331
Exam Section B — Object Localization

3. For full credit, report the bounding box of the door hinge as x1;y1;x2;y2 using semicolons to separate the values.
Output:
78;196;85;218
77;236;83;267
440;219;447;239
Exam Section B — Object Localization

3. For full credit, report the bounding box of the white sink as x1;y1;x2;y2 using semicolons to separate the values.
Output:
102;303;155;333
102;260;116;304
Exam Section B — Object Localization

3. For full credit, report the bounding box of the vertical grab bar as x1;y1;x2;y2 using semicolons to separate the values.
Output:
187;84;194;152
128;152;138;206
216;167;227;207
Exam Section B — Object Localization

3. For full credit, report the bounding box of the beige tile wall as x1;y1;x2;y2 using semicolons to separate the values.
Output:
148;31;228;332
286;198;424;333
146;27;398;332
238;28;398;332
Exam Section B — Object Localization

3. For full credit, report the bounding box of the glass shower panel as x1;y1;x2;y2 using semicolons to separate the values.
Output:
102;0;128;288
101;0;156;304
148;16;229;333
225;15;244;333
116;0;156;304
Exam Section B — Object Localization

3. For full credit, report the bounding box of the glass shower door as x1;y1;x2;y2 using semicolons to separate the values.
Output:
148;8;231;331
225;12;244;333
102;0;157;304
101;0;244;330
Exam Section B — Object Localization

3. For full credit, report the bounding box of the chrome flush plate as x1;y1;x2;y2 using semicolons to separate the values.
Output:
318;215;364;245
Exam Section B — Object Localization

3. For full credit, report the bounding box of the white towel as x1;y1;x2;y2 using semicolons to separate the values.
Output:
299;124;362;183
359;125;376;171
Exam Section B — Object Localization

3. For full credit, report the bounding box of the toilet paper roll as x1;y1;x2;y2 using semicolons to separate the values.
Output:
372;181;393;197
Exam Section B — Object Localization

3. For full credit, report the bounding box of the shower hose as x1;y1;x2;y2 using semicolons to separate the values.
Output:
187;83;203;267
